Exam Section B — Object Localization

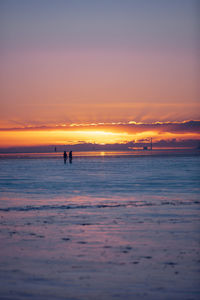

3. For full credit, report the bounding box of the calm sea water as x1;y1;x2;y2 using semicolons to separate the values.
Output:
0;150;200;300
0;150;199;207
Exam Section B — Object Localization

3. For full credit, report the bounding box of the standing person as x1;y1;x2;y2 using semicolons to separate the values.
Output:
69;151;72;163
63;151;67;163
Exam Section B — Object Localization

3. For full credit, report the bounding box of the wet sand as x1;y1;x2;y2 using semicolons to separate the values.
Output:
0;197;199;300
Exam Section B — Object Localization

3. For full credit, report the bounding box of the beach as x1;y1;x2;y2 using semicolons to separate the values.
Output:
0;150;200;299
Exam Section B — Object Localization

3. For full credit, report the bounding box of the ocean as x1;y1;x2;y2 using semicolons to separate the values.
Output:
0;150;200;300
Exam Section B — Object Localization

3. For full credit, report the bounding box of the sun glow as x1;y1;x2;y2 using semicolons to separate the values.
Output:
0;123;199;148
0;129;132;147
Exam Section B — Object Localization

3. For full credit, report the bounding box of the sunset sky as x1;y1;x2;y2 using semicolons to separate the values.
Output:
0;0;199;148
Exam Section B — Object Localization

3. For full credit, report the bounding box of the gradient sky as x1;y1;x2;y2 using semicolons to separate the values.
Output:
0;0;199;147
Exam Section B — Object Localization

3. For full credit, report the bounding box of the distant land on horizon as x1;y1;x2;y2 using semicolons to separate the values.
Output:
0;139;200;153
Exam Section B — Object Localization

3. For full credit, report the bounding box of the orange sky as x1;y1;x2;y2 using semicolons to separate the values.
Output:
0;121;199;148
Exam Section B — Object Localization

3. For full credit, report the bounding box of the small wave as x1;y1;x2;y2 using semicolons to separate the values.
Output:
0;200;199;212
0;203;128;212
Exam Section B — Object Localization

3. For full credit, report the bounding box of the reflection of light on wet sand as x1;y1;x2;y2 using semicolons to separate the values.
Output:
1;194;199;297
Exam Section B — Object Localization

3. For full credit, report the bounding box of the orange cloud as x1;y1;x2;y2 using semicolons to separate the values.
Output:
0;121;199;148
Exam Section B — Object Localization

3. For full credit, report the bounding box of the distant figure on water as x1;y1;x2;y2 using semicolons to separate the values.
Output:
69;151;73;163
63;151;67;163
54;147;57;152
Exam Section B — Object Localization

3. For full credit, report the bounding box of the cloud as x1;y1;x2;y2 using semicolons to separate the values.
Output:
0;120;199;148
1;120;199;135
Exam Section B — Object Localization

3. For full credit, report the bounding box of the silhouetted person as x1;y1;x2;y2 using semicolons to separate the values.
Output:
63;151;67;163
69;151;72;163
55;147;57;152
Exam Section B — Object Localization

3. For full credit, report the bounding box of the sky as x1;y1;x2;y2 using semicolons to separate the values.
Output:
0;0;199;148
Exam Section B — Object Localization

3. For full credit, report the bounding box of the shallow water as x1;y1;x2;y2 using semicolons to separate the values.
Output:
0;151;200;300
0;150;199;201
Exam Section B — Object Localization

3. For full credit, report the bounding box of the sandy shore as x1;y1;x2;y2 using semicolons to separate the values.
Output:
0;198;199;300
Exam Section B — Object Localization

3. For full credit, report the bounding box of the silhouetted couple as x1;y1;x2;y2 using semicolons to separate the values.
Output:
63;151;73;164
